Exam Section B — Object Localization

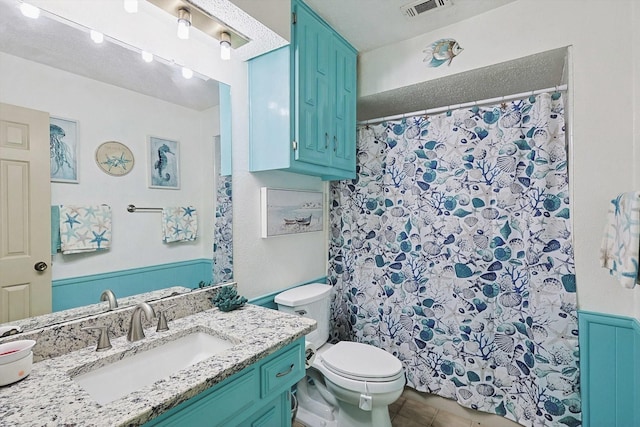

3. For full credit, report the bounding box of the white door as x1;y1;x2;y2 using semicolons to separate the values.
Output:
0;102;52;322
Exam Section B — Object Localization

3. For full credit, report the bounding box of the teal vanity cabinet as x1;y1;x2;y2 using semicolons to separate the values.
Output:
142;338;304;427
249;0;357;181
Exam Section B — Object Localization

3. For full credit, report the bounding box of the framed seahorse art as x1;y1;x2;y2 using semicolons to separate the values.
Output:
148;136;180;189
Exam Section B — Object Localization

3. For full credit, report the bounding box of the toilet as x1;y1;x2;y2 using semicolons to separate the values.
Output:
275;283;406;427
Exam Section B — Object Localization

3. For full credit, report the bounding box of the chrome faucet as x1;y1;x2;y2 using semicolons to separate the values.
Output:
127;302;156;342
100;289;118;310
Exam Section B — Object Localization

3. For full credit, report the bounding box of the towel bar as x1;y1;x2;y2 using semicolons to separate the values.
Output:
127;204;163;213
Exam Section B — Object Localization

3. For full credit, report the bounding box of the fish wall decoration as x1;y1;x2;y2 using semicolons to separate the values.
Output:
423;38;463;67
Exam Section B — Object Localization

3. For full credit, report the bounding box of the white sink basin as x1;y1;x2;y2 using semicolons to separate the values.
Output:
73;331;236;405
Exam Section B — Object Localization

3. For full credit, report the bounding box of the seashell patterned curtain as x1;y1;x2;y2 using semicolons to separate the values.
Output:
328;93;581;427
213;175;233;283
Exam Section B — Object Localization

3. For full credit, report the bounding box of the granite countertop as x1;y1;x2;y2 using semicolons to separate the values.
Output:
0;304;316;427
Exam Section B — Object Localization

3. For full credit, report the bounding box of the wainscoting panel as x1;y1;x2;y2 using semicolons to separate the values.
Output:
578;310;640;427
52;259;213;311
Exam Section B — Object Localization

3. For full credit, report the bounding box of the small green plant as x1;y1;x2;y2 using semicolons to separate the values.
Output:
210;286;247;312
198;281;212;289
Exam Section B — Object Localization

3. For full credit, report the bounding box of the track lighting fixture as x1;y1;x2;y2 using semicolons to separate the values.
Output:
220;32;231;60
176;8;191;40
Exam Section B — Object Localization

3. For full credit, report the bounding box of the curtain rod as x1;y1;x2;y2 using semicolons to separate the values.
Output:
357;84;568;126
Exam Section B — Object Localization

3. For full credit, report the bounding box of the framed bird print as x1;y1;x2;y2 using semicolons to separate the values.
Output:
148;136;180;189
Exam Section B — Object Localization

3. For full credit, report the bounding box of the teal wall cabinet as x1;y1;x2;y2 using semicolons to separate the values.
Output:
578;311;640;427
249;0;357;181
143;338;304;427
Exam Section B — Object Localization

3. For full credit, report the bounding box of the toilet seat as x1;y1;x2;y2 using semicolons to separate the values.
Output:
314;341;405;394
316;362;405;395
320;341;403;382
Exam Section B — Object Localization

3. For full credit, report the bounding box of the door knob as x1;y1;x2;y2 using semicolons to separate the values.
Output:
34;261;48;272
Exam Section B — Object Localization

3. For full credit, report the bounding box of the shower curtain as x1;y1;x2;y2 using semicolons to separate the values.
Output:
213;175;233;282
328;93;580;427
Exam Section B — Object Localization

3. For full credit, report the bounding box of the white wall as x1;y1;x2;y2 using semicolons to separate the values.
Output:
633;1;640;319
19;0;327;298
0;52;219;280
359;0;640;318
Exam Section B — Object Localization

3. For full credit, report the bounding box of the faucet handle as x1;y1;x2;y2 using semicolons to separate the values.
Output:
156;304;177;332
82;326;112;352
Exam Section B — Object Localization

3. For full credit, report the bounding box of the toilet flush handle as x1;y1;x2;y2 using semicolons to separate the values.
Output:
295;310;307;316
359;381;373;411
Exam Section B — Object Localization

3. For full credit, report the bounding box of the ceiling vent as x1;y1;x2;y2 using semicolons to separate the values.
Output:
401;0;453;17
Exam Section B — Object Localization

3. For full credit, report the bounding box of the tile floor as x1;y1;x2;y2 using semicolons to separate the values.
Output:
388;393;479;427
292;388;518;427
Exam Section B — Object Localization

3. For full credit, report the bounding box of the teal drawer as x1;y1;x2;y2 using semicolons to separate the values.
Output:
260;342;304;398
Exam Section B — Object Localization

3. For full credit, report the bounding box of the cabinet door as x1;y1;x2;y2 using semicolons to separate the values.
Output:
330;35;357;172
294;0;331;167
238;393;288;427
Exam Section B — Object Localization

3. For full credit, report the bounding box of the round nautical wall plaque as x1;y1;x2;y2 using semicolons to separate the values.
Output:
95;141;134;176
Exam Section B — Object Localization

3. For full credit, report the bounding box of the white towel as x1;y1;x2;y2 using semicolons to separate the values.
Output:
600;192;640;288
162;206;198;243
59;205;111;254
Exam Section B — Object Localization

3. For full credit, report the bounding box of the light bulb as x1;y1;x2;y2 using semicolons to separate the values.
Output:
123;0;138;13
181;67;193;79
19;2;40;19
90;30;104;44
141;51;153;63
176;9;191;40
177;20;190;39
220;32;231;61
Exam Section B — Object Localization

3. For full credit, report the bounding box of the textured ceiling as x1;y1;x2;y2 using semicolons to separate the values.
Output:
230;0;567;123
0;0;220;111
0;0;292;111
230;0;515;53
357;48;568;121
1;0;566;118
306;0;515;52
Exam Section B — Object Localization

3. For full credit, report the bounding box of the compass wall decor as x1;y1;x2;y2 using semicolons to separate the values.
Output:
95;141;134;176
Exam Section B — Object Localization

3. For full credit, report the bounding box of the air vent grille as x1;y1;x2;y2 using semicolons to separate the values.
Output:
401;0;452;17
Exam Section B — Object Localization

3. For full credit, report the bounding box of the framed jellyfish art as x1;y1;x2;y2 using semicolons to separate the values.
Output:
50;116;79;183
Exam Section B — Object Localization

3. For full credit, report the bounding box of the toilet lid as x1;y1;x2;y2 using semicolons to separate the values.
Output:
320;341;403;382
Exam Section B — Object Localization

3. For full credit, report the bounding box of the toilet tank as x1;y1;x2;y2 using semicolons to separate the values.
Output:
274;283;331;349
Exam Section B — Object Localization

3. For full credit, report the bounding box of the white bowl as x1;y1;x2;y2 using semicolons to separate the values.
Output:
0;340;36;365
0;351;33;386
